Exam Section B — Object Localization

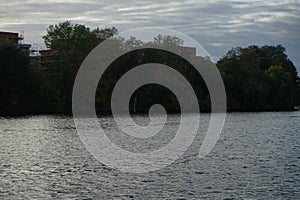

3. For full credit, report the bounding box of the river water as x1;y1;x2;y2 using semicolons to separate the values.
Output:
0;112;299;199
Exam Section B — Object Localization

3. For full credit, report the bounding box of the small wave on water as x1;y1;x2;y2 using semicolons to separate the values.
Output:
0;112;299;199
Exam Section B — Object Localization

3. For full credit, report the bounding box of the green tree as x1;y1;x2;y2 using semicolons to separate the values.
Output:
42;21;118;112
217;45;298;111
266;65;294;109
0;42;50;115
0;42;29;113
95;34;210;113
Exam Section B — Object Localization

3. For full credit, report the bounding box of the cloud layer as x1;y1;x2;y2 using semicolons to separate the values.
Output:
1;0;299;71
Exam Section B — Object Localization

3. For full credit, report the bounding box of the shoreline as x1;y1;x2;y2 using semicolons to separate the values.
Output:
1;108;298;118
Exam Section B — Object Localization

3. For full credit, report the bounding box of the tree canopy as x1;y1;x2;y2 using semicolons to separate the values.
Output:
42;21;118;111
0;42;52;115
0;21;299;115
217;45;298;111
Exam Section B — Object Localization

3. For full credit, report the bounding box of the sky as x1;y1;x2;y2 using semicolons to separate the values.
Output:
0;0;299;72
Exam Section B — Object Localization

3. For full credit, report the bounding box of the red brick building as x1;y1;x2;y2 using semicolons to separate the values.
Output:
0;31;32;57
39;49;57;69
0;31;21;44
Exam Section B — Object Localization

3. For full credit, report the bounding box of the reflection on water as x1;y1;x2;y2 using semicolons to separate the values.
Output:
0;112;299;199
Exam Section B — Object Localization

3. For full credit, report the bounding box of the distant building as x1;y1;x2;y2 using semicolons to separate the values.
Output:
181;46;197;64
39;49;57;69
0;31;58;69
0;31;20;44
19;43;32;57
29;49;58;69
0;31;31;56
181;46;197;58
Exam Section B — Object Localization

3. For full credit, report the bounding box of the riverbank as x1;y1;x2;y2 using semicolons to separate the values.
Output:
1;107;298;118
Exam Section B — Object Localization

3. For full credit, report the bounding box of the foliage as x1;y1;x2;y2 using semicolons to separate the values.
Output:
217;45;298;111
0;21;299;115
265;65;294;109
0;42;29;112
0;42;51;115
42;21;118;112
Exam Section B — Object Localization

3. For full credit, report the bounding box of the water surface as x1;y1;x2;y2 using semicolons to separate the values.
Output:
0;112;299;199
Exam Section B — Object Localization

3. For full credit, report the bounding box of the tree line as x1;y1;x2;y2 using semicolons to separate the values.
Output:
0;21;299;116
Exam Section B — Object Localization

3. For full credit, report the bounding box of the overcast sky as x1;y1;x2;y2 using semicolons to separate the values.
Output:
1;0;299;72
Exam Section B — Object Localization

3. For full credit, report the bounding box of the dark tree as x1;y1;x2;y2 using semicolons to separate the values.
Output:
217;45;298;111
0;42;29;114
42;21;118;112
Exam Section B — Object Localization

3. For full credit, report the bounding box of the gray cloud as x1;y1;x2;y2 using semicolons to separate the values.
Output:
0;0;299;72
